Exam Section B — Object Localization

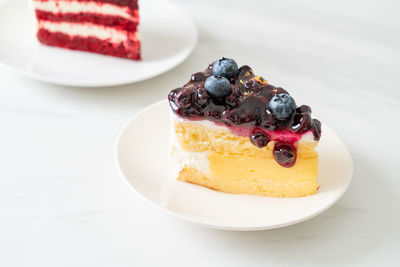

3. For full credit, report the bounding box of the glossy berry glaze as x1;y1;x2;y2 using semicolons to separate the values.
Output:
168;62;322;167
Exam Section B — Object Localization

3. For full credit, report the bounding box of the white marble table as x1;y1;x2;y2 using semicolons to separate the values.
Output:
1;0;399;266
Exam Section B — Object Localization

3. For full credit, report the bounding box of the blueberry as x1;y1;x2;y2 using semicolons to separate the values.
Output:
312;119;322;140
196;88;210;105
268;93;296;120
273;143;296;167
297;105;311;114
191;72;207;82
212;57;238;79
250;129;270;148
174;88;193;109
204;75;231;99
292;113;312;133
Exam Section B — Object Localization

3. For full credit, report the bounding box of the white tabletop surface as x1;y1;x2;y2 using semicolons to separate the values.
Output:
1;0;399;266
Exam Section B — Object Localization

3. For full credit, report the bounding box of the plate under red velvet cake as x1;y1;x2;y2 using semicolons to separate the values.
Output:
31;0;141;60
0;0;197;86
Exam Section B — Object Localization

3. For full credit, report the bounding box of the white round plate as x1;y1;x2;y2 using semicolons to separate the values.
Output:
116;100;353;231
0;0;197;87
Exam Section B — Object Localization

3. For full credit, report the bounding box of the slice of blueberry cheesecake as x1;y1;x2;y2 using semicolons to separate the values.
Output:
168;58;322;197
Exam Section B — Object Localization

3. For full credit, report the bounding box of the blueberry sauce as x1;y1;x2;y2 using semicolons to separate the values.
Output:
168;60;322;167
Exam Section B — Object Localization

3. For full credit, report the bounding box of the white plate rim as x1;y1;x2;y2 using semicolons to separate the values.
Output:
115;100;354;231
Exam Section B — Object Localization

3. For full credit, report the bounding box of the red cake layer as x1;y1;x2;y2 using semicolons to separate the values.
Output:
37;28;141;60
35;0;138;9
35;10;139;31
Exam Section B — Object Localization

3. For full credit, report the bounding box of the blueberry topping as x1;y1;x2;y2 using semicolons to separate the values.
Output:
261;113;277;131
225;85;242;108
268;93;296;120
212;57;239;79
292;113;312;133
222;96;266;125
204;75;231;99
174;88;192;109
191;72;207;82
167;59;322;167
168;88;177;102
250;129;270;148
204;105;225;118
196;88;210;105
297;105;311;114
235;65;255;84
312;119;322;140
273;143;296;167
244;79;257;90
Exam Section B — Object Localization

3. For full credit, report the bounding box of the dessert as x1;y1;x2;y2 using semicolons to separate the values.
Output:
168;58;322;198
31;0;141;60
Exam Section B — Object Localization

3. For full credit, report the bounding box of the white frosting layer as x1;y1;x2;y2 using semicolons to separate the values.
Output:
38;21;129;43
32;0;137;21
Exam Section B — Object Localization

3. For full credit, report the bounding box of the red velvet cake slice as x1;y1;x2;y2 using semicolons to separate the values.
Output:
32;0;141;60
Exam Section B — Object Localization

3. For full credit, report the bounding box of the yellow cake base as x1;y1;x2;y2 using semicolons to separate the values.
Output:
172;120;319;198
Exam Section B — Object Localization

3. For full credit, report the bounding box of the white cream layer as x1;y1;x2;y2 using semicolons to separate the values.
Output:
169;112;210;175
38;20;130;43
171;145;210;175
32;0;137;21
